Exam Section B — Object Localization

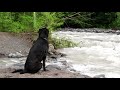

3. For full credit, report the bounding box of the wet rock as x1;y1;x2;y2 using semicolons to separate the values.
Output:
93;74;105;78
48;44;66;58
49;54;58;59
95;30;103;33
69;68;76;72
47;44;66;61
46;56;57;62
46;65;61;71
8;52;25;58
61;54;66;57
0;53;6;58
59;28;120;35
54;51;66;58
116;30;120;35
59;60;67;66
58;60;73;69
4;75;13;78
81;75;92;78
48;44;56;55
13;63;24;67
105;30;116;33
104;30;110;33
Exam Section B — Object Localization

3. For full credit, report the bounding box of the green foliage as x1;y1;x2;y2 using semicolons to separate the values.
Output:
8;15;33;33
9;22;24;33
36;12;64;32
0;12;64;33
62;12;93;28
90;12;117;28
50;37;78;49
0;12;12;31
62;12;117;29
18;15;33;30
0;12;119;33
111;12;120;29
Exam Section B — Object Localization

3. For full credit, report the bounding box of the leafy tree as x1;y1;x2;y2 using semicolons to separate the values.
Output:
0;12;13;31
61;12;93;28
0;12;118;33
111;12;120;29
90;12;117;28
62;12;117;28
36;12;64;32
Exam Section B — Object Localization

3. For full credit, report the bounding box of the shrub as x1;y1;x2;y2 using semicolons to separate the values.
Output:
50;37;78;49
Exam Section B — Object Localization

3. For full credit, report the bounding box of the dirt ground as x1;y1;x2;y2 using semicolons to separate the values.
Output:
0;32;34;56
0;67;91;78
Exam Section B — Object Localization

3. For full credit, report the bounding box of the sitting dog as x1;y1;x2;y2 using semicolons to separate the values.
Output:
12;27;49;74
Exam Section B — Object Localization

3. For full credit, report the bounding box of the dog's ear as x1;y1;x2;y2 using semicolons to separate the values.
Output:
38;27;46;33
38;28;43;34
44;28;49;36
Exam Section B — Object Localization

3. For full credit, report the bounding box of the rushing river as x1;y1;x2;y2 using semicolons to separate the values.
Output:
52;31;120;78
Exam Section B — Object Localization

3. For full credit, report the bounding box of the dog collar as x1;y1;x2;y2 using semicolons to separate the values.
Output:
40;36;48;41
43;38;47;41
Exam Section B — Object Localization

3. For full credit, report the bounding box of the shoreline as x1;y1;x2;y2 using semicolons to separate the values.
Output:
58;28;120;35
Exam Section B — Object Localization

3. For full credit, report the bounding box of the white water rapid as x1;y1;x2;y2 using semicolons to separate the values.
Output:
52;31;120;78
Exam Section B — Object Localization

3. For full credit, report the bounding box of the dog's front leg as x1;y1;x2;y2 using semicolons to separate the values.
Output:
43;56;47;71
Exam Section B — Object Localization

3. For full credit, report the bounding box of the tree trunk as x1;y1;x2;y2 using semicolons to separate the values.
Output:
33;12;36;29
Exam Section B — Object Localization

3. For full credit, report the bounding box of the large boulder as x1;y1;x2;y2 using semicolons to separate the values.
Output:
8;52;25;58
48;44;56;55
48;44;66;58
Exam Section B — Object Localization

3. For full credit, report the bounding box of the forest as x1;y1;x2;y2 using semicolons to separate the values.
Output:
0;12;119;33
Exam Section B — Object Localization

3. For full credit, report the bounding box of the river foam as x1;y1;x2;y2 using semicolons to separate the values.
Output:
52;30;120;78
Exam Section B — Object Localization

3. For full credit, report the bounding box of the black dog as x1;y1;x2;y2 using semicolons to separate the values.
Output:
12;28;49;74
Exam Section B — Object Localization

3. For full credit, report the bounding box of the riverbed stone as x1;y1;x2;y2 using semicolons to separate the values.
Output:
59;28;120;35
0;53;6;58
8;52;25;58
46;65;61;70
93;74;105;78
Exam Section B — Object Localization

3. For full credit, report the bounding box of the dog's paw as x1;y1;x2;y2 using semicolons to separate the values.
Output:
43;69;49;71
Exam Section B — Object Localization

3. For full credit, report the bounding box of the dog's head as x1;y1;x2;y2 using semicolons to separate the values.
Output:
38;27;49;39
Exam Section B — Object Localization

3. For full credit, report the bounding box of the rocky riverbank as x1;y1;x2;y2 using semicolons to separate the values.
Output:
59;28;120;35
0;31;93;78
0;45;92;78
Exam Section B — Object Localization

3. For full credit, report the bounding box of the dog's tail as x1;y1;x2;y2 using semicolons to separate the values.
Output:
12;69;26;74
